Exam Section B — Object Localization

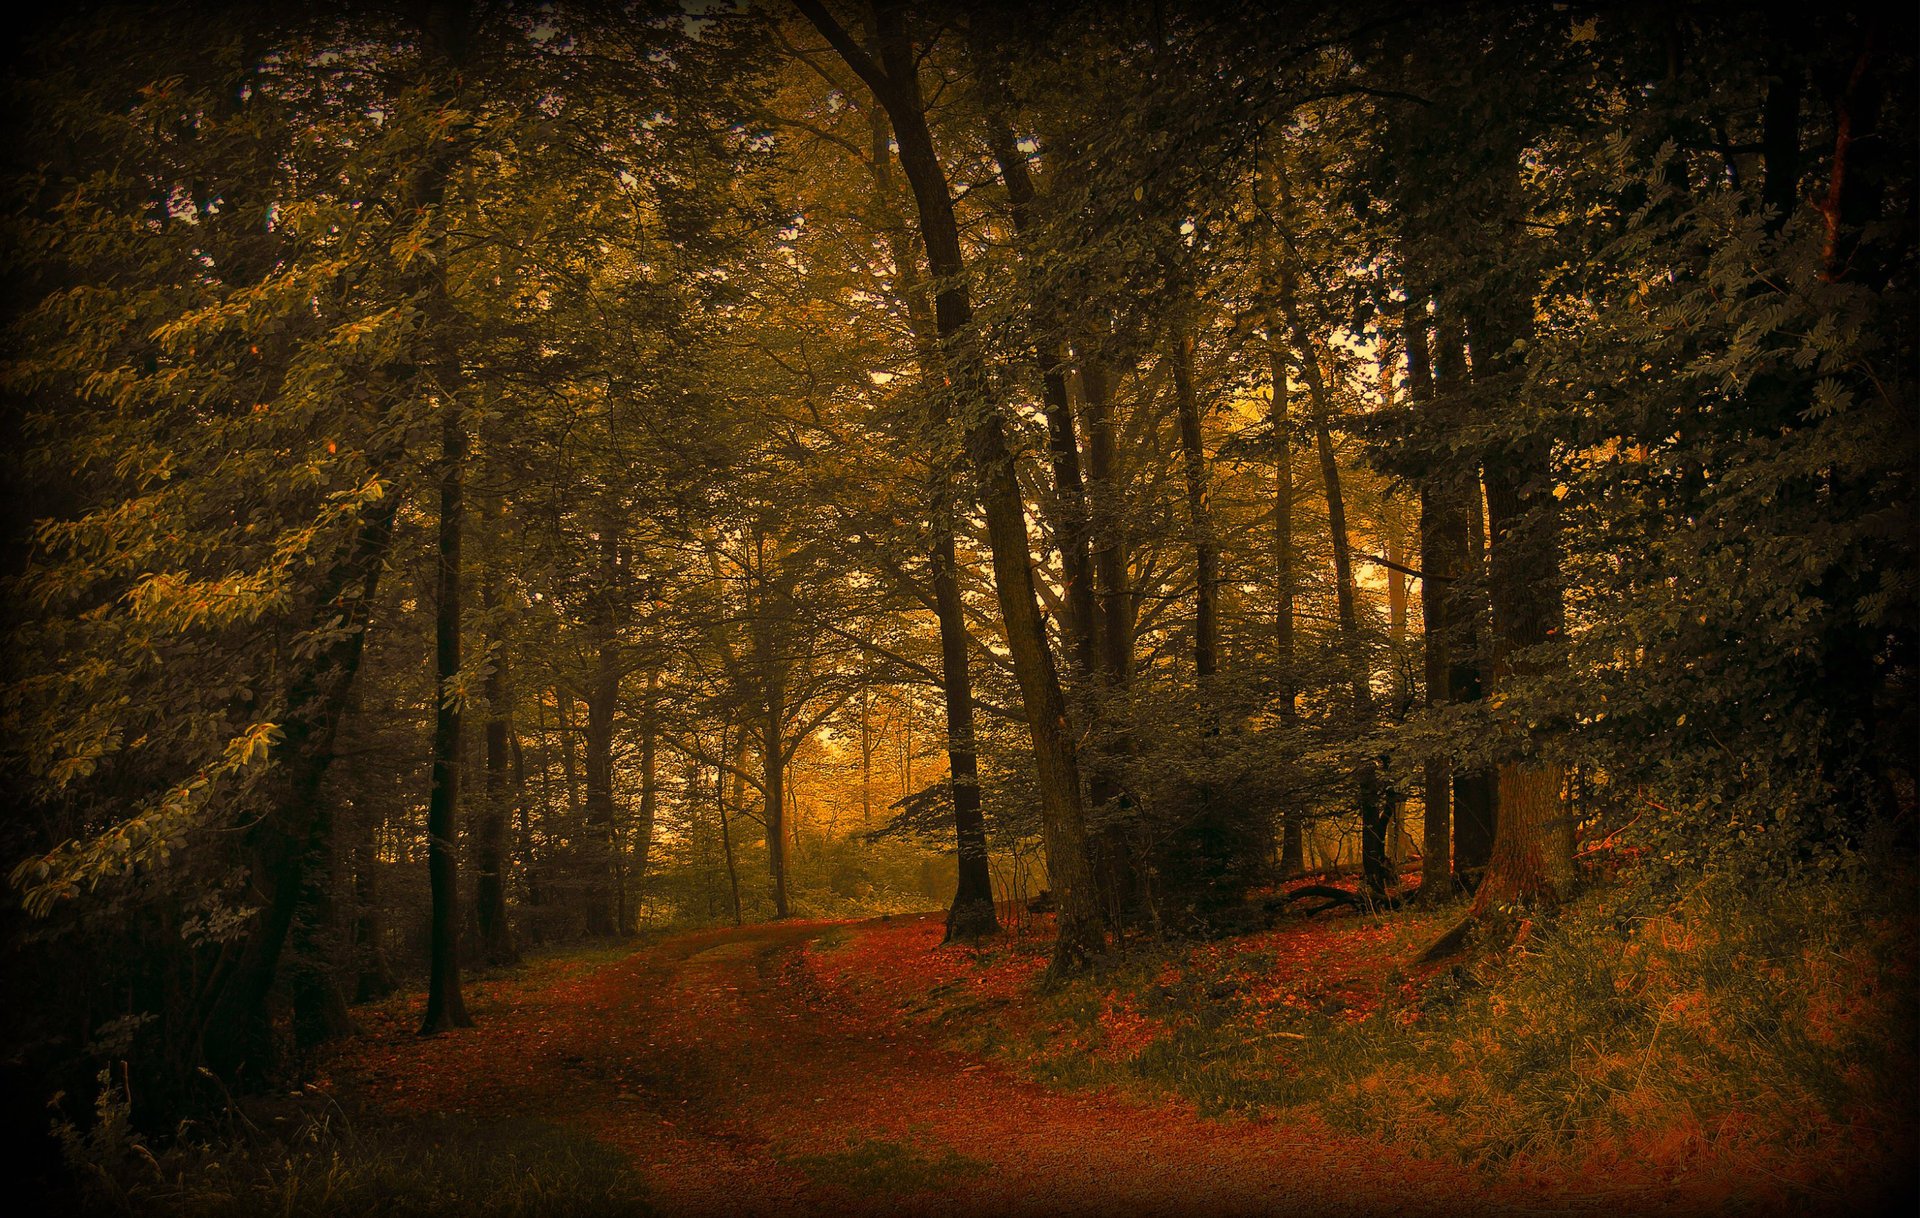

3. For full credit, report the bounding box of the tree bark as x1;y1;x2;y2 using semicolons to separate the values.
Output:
721;726;746;927
1170;323;1219;684
800;0;1102;970
863;100;996;940
1405;299;1454;897
1470;286;1573;909
1257;138;1304;876
581;530;622;937
1270;154;1387;899
196;489;401;1082
420;406;473;1034
476;563;518;968
632;672;659;922
1432;312;1497;886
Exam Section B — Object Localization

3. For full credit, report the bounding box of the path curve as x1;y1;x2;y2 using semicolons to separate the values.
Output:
331;915;1590;1217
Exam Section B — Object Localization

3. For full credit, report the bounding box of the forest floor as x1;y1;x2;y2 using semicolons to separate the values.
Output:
316;882;1912;1217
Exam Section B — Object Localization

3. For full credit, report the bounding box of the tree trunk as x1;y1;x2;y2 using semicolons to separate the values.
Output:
864;100;996;940
351;799;396;1003
632;672;659;923
476;563;518;967
763;672;789;919
1258;139;1304;877
973;46;1101;681
195;487;400;1083
1405;300;1455;897
1078;353;1140;927
1433;312;1497;886
1470;285;1573;909
721;727;746;927
581;532;621;938
555;685;582;818
800;0;1101;970
1171;323;1219;684
420;408;472;1035
290;799;356;1051
1270;161;1387;899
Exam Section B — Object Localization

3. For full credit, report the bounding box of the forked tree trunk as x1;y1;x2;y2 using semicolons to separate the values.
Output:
800;0;1102;970
196;489;401;1083
864;101;996;940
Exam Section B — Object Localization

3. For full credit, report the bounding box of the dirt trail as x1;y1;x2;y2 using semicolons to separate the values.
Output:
329;916;1589;1217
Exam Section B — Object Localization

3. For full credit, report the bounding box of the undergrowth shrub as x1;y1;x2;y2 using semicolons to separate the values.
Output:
993;858;1916;1205
57;1097;653;1217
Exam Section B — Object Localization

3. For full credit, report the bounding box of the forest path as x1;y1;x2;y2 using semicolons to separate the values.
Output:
327;915;1579;1217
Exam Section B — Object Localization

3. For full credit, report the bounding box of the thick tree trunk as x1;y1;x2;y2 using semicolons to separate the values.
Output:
420;409;472;1035
1470;279;1573;909
801;0;1101;970
1433;313;1497;886
196;490;400;1082
290;800;356;1051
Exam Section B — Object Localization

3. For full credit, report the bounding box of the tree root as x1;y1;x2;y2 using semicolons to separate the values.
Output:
1265;885;1404;919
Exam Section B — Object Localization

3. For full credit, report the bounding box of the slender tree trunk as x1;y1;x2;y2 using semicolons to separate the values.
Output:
351;801;396;1003
421;408;472;1034
1270;160;1387;899
581;532;621;937
973;48;1101;679
632;672;659;922
801;0;1101;969
721;727;745;927
555;684;582;818
864;101;996;940
1171;323;1220;684
1405;299;1456;898
1078;353;1140;927
1258;139;1305;876
763;673;789;919
476;563;517;967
